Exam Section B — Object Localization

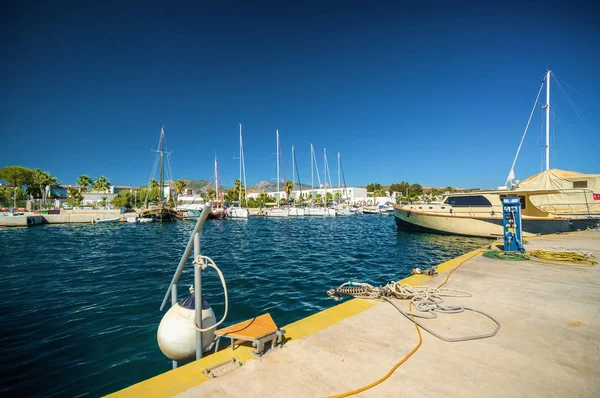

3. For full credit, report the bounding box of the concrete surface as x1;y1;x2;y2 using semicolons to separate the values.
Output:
111;231;599;398
181;231;600;397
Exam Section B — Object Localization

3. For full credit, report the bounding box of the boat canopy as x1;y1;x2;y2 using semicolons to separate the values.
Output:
516;169;600;215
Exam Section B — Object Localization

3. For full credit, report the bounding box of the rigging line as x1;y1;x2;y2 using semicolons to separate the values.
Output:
505;78;545;186
340;156;348;199
312;145;323;188
552;76;600;148
553;72;600;105
293;147;303;197
554;113;600;169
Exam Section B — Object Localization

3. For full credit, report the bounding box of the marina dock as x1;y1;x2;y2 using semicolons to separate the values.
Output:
110;230;599;397
0;210;135;227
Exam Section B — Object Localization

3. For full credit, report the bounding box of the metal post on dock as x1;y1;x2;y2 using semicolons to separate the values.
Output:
171;284;178;369
194;231;203;360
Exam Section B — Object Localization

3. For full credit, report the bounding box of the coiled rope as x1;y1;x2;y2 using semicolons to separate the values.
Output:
327;249;499;398
482;250;596;266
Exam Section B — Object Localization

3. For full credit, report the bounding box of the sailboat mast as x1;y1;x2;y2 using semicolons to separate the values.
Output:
545;69;551;171
214;155;219;207
159;128;164;203
239;124;242;204
276;130;280;208
311;143;314;199
338;152;341;203
292;145;295;190
323;148;327;204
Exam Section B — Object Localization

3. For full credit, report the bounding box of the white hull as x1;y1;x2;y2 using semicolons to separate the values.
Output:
287;207;305;216
92;217;121;224
265;208;289;218
305;207;326;216
226;207;249;219
324;208;336;217
335;207;352;216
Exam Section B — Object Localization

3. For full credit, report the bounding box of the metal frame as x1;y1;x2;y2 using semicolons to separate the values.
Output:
160;203;212;368
214;329;286;357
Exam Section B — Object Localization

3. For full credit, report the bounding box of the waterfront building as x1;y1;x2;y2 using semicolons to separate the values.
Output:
246;186;368;204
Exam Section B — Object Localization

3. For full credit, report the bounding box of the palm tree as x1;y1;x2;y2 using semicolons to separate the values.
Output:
32;169;57;205
284;180;294;202
77;175;93;191
325;192;333;205
207;189;216;202
150;179;159;189
258;192;269;207
92;176;110;192
174;179;187;197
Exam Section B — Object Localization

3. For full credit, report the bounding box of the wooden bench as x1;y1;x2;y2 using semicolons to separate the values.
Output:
214;313;285;357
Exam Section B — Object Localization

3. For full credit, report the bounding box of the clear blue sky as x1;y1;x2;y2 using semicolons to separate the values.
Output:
1;1;599;189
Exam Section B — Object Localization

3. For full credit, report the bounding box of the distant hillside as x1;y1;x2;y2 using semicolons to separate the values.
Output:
166;179;230;193
248;181;312;192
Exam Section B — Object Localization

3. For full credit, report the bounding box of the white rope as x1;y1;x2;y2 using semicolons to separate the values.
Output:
328;281;500;342
192;255;229;332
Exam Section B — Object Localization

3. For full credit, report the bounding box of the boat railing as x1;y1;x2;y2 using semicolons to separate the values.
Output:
159;203;212;368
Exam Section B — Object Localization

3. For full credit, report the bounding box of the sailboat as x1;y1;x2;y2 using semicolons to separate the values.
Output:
226;124;249;219
287;145;305;216
305;143;327;216
393;70;600;237
265;130;289;218
139;127;180;222
209;155;226;219
335;152;353;216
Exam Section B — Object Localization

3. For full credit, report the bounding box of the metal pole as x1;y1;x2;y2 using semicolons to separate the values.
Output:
13;187;17;210
194;231;203;360
171;284;178;369
545;70;551;171
160;203;211;311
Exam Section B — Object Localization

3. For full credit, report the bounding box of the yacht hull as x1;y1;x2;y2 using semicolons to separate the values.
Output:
394;206;599;238
287;207;305;216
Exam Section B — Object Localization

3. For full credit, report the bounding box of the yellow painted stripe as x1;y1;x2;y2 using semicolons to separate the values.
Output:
108;299;377;397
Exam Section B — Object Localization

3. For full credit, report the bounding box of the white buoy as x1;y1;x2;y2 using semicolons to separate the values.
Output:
157;294;216;362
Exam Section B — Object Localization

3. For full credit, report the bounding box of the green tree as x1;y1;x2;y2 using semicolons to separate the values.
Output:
77;175;93;191
92;176;110;192
226;179;241;202
366;183;382;194
174;179;187;195
207;189;216;201
32;169;57;205
445;186;454;194
409;183;423;196
66;187;83;207
150;179;159;189
325;192;333;204
389;181;410;196
284;180;294;201
111;190;133;209
334;192;341;203
258;192;269;207
0;166;33;189
373;188;387;197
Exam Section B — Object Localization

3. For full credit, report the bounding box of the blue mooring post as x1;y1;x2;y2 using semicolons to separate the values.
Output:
502;196;525;253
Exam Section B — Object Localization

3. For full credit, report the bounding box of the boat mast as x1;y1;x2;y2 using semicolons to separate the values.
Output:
323;148;327;205
337;152;341;203
159;127;164;204
276;130;280;208
292;145;295;198
545;69;551;171
214;155;219;207
310;143;314;201
239;124;242;204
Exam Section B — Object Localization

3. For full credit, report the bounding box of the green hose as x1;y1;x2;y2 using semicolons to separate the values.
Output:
482;251;529;261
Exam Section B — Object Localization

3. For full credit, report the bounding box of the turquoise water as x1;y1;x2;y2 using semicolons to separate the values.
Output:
0;216;489;396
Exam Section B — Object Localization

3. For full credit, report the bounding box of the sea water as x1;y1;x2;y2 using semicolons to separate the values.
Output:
0;216;489;396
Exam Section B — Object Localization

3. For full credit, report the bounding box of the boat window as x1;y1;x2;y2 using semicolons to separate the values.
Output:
573;181;588;189
444;195;492;207
441;207;446;209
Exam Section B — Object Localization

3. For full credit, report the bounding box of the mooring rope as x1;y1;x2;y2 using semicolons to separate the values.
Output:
327;280;500;342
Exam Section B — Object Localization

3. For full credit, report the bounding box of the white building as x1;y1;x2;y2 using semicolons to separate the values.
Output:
247;186;368;204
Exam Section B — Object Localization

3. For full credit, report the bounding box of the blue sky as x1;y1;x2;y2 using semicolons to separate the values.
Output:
1;1;599;189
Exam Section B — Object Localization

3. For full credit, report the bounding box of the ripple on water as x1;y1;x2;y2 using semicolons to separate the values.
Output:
0;216;490;396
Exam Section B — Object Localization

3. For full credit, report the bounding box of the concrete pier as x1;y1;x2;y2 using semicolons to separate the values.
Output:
0;210;137;227
111;231;600;397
